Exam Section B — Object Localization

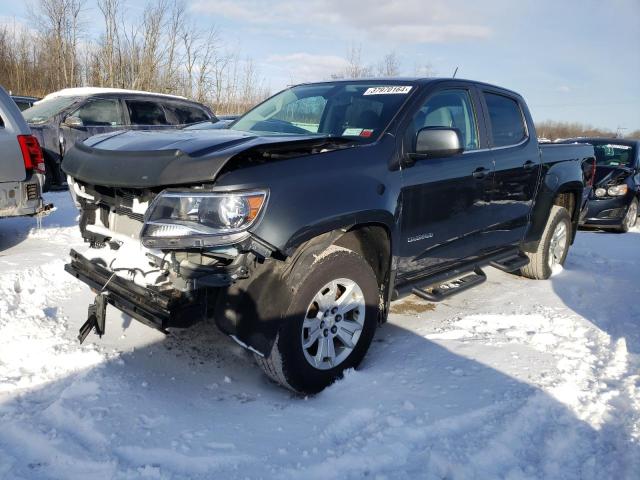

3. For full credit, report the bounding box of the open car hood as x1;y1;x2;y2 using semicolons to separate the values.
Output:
62;129;352;188
594;165;632;187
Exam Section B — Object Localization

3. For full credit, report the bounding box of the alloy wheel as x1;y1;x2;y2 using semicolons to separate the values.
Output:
301;278;365;370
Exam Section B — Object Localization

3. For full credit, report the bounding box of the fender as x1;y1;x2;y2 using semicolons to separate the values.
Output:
214;134;402;257
523;159;584;252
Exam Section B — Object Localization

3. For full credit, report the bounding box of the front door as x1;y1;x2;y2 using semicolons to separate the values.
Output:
398;88;495;279
60;97;126;155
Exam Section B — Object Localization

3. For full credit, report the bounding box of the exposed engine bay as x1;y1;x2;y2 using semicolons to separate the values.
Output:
68;176;272;295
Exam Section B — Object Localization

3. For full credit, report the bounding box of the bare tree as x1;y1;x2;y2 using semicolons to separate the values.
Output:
376;51;400;77
4;0;268;113
414;62;436;78
30;0;86;88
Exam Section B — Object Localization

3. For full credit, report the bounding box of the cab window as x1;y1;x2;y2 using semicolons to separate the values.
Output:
126;99;170;126
164;103;210;125
484;92;527;147
411;89;479;151
71;98;123;126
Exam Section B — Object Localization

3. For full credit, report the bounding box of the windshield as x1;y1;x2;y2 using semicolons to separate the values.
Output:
590;142;636;168
22;96;81;124
231;83;415;142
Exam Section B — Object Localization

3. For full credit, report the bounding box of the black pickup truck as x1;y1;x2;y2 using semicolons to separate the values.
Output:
63;78;595;393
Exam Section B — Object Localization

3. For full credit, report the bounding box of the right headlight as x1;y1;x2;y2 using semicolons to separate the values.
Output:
141;189;268;248
606;184;628;197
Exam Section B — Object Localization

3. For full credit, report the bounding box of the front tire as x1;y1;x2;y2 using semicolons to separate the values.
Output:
617;198;638;233
256;246;379;394
520;205;572;280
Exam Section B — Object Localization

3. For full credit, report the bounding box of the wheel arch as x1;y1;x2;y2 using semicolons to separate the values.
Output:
523;180;583;252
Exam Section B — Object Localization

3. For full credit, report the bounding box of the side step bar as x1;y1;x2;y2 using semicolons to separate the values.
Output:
489;253;529;272
393;248;530;302
411;267;487;302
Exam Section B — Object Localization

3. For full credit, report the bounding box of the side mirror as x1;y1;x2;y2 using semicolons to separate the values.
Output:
414;127;464;158
63;115;84;128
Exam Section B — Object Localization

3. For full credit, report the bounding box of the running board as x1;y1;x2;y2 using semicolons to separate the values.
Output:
489;253;529;272
411;267;487;302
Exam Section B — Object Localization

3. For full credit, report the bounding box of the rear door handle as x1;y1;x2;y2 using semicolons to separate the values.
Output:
472;167;489;179
523;160;536;171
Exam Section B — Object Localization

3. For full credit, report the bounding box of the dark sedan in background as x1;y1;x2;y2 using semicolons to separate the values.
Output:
561;138;639;232
21;88;218;190
11;95;40;111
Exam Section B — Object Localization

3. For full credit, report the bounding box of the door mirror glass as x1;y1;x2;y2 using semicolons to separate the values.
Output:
63;115;84;128
415;127;464;157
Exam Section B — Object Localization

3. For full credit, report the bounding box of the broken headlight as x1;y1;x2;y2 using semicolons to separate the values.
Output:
141;190;268;248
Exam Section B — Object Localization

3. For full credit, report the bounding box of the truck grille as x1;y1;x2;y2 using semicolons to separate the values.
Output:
114;205;145;223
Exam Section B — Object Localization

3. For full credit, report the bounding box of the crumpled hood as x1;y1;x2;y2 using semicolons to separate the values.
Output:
63;129;346;188
594;165;632;187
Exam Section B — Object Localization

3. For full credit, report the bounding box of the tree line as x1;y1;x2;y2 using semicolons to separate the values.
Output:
535;120;639;141
0;0;269;114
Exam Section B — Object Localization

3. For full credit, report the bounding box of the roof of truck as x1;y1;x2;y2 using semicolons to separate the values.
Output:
38;87;187;102
292;77;523;98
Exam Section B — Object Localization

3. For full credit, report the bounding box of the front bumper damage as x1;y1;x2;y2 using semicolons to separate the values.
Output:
64;178;284;355
65;243;282;356
65;249;216;337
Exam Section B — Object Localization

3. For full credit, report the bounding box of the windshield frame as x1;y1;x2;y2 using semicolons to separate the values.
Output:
22;96;83;125
230;80;420;143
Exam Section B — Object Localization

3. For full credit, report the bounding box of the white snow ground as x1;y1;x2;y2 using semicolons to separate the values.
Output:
0;192;638;480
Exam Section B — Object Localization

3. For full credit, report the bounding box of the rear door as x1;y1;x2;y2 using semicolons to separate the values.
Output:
61;97;126;154
480;90;541;245
398;85;496;278
124;98;176;131
0;87;32;182
163;102;211;126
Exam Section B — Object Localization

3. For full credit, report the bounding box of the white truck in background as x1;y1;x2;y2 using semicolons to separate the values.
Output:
0;85;49;219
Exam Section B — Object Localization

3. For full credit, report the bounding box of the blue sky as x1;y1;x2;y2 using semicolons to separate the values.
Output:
2;0;639;130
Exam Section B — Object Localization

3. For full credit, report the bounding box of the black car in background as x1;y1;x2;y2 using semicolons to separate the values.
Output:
22;88;218;190
11;95;40;111
561;138;639;232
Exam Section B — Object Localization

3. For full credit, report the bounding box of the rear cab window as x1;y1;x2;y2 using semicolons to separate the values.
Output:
126;99;170;126
483;92;527;147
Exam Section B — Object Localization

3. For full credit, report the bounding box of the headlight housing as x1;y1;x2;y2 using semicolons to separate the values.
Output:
141;190;268;248
606;184;628;197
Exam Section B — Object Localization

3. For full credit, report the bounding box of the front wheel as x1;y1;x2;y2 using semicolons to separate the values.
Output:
256;247;379;394
617;198;638;233
520;205;572;280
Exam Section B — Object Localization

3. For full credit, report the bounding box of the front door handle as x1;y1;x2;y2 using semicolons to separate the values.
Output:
523;160;536;171
472;167;489;179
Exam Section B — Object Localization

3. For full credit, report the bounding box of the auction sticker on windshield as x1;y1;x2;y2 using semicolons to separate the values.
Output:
363;86;412;95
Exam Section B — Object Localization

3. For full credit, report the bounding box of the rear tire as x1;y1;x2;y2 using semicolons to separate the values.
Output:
520;205;572;280
255;246;379;394
617;198;638;233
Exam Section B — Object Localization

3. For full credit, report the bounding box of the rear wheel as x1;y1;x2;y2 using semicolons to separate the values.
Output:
520;205;571;280
617;198;638;233
255;247;379;394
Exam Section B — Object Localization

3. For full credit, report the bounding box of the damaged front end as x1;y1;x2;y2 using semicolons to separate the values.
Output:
65;177;278;351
